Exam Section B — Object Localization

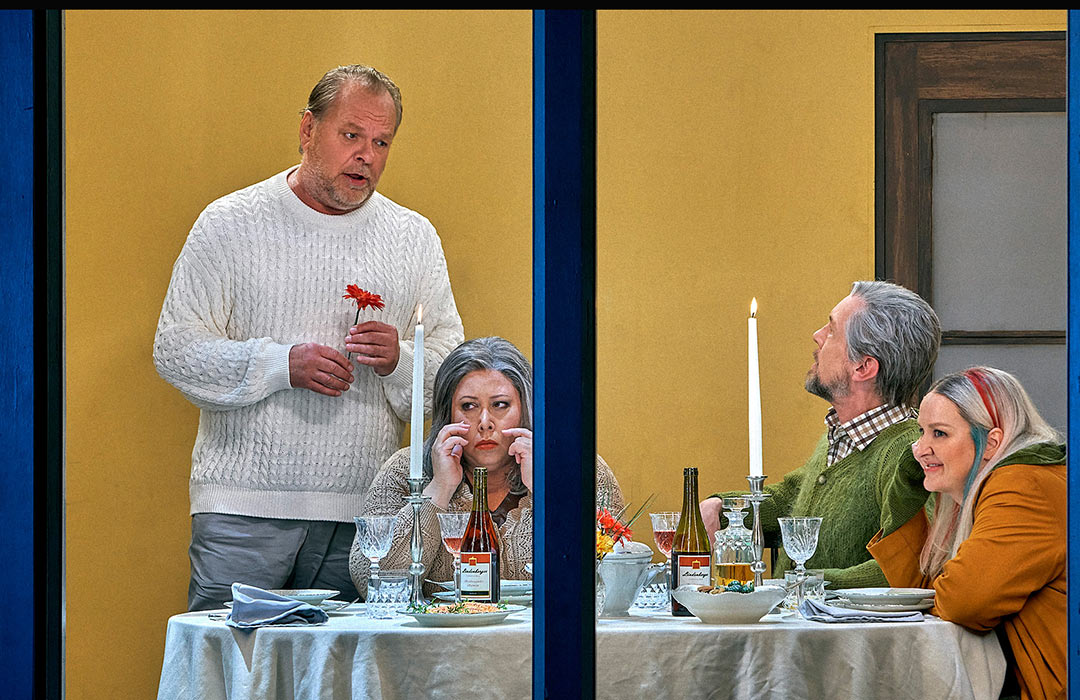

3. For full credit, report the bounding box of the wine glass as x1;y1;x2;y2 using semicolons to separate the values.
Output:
354;515;397;614
778;516;823;610
650;512;680;595
650;512;679;560
437;512;471;602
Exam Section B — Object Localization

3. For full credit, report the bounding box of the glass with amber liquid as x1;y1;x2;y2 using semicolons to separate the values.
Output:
711;497;755;586
671;467;711;615
458;467;501;603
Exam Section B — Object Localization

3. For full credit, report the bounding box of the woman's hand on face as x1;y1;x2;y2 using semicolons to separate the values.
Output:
504;428;533;492
425;422;469;507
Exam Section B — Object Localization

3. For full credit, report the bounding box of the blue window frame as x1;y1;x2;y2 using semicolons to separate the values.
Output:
532;10;599;699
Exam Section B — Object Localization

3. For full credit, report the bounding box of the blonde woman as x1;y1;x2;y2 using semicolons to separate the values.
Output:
868;367;1065;700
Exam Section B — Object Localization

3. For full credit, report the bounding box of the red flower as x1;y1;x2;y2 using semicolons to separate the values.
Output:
611;522;633;542
597;508;618;530
343;284;385;311
596;508;633;545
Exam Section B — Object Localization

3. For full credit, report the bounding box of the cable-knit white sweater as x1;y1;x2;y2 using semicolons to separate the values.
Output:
153;168;464;522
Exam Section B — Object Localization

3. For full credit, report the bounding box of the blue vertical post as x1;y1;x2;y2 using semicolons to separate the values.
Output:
0;9;37;699
532;10;597;699
1069;11;1080;699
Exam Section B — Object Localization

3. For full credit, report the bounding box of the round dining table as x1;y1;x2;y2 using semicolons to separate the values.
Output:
156;605;1004;700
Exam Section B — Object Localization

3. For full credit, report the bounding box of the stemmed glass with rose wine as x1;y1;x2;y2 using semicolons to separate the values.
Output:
650;512;680;594
437;512;471;603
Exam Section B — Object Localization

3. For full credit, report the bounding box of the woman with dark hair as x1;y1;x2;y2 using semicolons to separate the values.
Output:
868;367;1065;700
349;336;623;597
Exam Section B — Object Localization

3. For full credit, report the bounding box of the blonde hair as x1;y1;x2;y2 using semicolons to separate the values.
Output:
919;367;1060;577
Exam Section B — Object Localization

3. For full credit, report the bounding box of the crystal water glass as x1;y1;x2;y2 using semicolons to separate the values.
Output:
437;512;470;603
354;515;396;616
778;516;822;609
783;569;825;610
632;563;670;610
367;570;411;619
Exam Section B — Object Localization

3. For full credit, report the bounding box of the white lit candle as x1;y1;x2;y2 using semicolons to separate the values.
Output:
409;305;424;480
748;298;763;477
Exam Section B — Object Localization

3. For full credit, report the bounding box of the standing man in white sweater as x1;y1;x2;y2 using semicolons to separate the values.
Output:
154;65;464;610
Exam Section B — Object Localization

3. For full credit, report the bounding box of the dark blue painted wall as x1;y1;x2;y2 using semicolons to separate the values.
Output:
0;9;37;700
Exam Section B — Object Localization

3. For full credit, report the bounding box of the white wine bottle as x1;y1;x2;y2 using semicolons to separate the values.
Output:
671;467;710;615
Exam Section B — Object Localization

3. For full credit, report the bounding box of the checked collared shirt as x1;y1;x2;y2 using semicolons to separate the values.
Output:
824;403;914;467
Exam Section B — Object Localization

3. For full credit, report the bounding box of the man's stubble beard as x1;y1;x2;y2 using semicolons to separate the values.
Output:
804;369;850;404
300;147;374;213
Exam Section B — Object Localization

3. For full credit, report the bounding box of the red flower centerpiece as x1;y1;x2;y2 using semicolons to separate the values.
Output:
596;494;655;562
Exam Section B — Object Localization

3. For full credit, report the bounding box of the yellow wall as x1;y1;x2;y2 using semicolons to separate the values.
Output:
64;9;1063;699
64;10;531;699
596;8;1065;516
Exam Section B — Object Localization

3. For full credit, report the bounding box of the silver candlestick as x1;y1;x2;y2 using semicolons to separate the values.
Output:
405;477;431;606
744;475;771;588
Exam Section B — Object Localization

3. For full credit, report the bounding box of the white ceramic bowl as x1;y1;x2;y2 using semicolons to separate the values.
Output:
670;585;786;624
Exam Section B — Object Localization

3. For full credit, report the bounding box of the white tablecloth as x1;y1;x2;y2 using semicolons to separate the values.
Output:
157;606;1005;700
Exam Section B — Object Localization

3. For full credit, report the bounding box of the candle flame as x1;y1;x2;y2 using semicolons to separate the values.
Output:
750;297;758;318
418;304;423;324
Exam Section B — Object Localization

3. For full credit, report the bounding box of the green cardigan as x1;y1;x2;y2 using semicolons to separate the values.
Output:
712;420;929;589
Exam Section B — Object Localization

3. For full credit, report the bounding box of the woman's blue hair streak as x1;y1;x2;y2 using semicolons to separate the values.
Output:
961;425;989;500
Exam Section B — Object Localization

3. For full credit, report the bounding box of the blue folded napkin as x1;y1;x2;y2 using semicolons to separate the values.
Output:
225;583;329;629
798;598;924;623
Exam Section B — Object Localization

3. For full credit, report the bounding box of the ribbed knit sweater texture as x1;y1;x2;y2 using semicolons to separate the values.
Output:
715;420;929;589
153;168;464;522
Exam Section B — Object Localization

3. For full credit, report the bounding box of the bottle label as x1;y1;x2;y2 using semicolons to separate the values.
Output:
460;552;493;598
676;554;711;589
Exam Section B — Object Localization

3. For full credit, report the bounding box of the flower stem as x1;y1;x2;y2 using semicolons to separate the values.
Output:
347;308;360;361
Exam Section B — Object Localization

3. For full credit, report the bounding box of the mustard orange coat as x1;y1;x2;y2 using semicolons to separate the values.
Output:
868;462;1066;700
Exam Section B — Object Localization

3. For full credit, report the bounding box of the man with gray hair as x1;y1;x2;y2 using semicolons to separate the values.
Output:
154;64;464;609
701;280;941;589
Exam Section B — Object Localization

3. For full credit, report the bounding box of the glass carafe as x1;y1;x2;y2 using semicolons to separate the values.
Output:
711;497;755;587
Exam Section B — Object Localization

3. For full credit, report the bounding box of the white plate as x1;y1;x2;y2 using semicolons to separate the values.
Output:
319;599;356;614
433;580;533;595
832;588;935;606
269;589;340;605
224;598;350;613
833;598;934;613
405;604;526;628
501;580;533;595
433;591;533;605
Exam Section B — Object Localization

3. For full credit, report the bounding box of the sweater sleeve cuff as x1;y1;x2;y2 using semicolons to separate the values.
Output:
379;340;414;394
263;342;295;394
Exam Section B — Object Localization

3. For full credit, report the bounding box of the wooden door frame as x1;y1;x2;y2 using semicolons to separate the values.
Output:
875;31;1065;339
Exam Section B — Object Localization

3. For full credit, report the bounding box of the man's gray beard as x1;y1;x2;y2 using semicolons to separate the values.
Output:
805;371;848;403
